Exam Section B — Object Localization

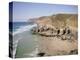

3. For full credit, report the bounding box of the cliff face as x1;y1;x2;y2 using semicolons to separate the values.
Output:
31;14;78;56
35;14;78;29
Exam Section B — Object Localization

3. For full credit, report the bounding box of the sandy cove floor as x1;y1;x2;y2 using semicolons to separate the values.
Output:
36;35;78;56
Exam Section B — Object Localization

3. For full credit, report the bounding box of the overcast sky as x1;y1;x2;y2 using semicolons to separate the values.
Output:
11;2;78;22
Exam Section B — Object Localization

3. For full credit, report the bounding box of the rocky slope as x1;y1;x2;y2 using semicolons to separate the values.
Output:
31;14;78;56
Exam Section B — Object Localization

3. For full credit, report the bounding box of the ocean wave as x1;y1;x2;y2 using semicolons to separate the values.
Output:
13;24;37;35
10;24;37;57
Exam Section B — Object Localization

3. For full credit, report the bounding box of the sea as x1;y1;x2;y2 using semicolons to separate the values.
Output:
9;22;38;58
9;22;35;32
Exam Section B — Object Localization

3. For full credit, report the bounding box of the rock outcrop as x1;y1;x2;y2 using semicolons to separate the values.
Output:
31;14;78;56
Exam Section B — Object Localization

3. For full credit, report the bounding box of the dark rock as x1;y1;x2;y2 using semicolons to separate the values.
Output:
67;29;71;34
37;53;45;57
69;49;78;54
57;29;60;34
62;29;66;35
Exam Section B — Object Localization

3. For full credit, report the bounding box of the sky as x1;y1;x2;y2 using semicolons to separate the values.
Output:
10;2;78;22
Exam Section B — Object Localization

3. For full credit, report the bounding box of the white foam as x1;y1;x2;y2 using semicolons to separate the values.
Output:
24;48;39;57
12;38;21;58
13;24;37;35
